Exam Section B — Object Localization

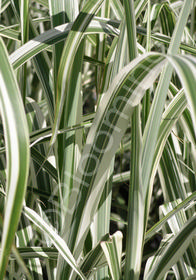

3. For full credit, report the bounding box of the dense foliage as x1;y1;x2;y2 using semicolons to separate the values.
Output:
0;0;196;279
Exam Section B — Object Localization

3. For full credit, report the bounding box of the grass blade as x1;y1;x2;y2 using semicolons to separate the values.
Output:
0;38;29;277
64;53;166;263
101;231;123;280
145;215;196;280
50;0;105;146
23;206;86;280
167;55;196;136
145;191;196;242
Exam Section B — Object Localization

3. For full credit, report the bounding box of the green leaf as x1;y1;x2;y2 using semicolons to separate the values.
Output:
136;27;196;56
101;231;123;280
0;38;29;278
63;53;166;263
0;24;21;41
51;0;110;148
23;206;86;280
167;55;196;136
145;191;196;242
9;19;119;69
0;0;10;13
5;246;58;259
145;215;196;280
76;234;111;279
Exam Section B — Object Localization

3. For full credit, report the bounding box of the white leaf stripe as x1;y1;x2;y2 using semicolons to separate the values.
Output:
51;0;105;149
10;20;119;69
23;206;86;280
65;53;166;257
146;215;196;280
0;38;29;277
101;231;122;280
166;55;196;135
148;88;187;198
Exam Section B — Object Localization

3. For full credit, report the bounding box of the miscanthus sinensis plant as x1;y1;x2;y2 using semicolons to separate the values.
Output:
0;0;196;279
